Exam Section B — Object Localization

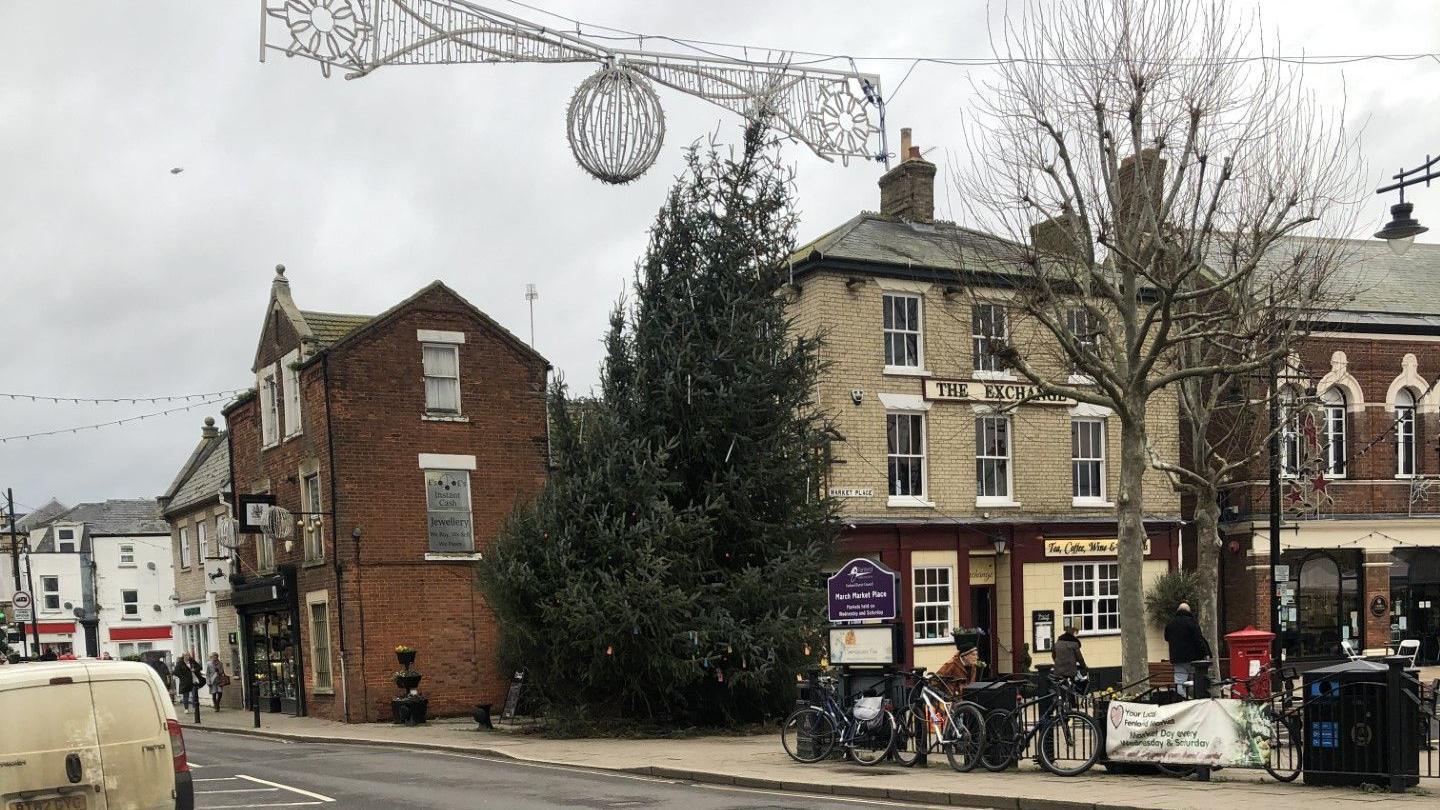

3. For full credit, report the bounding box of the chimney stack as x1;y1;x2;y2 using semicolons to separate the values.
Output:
878;127;936;223
1117;149;1165;230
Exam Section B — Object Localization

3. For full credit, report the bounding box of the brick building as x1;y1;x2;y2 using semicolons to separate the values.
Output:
159;416;241;708
1220;240;1440;666
786;134;1181;684
222;267;549;721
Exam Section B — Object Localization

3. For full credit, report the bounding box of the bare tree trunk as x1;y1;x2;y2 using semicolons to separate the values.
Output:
1192;487;1221;655
1116;407;1151;686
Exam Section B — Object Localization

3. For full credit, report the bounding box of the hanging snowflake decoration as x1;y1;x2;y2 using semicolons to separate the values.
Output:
566;64;667;184
267;0;372;78
809;82;873;166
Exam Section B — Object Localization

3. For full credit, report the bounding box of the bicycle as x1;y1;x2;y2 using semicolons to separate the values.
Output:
981;674;1101;776
1214;666;1302;783
890;667;987;772
781;675;897;767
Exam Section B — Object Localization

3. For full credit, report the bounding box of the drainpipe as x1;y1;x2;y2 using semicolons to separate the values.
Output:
321;352;350;723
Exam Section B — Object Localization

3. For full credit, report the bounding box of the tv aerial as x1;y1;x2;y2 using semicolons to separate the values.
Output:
259;0;886;184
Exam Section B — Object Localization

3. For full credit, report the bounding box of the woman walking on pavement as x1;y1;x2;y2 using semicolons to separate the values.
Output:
206;652;229;711
175;652;202;710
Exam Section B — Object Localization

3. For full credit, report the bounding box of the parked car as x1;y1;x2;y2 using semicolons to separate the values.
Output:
0;659;194;810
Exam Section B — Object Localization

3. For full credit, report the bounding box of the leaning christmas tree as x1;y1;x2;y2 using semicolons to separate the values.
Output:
480;122;838;725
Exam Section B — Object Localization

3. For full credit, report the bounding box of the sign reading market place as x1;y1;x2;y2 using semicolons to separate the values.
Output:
923;378;1076;406
827;558;899;622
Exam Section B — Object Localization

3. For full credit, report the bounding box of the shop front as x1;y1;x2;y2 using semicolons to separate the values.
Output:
1390;547;1440;664
233;569;305;716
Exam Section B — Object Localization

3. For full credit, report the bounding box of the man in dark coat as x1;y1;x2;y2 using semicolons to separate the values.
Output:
1051;625;1087;680
1164;602;1211;697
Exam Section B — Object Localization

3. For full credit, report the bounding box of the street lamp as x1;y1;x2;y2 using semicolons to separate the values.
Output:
1374;154;1437;256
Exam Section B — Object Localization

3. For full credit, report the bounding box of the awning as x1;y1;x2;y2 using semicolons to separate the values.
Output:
108;625;173;641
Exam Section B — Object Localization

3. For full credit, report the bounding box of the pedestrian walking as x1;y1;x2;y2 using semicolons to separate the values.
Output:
146;654;174;699
206;652;230;711
1164;602;1211;698
175;653;201;710
1051;624;1088;681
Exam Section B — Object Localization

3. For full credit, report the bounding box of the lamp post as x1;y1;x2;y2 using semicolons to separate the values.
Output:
1374;154;1437;255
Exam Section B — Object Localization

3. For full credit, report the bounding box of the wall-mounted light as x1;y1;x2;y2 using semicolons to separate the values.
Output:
992;534;1009;556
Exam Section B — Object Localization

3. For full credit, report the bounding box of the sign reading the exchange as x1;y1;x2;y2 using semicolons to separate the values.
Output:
827;558;899;622
923;378;1075;406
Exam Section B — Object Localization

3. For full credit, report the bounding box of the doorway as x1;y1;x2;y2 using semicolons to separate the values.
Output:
970;586;996;672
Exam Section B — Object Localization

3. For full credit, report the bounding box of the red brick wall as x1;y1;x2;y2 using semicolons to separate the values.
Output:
227;284;548;722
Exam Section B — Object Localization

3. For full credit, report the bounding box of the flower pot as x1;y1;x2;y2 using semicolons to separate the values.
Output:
391;695;429;726
394;672;422;692
396;650;417;668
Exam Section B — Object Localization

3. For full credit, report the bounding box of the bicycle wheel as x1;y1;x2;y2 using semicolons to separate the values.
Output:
980;708;1019;772
781;706;838;764
1263;711;1302;783
891;704;924;767
848;711;897;766
944;702;986;773
1037;712;1100;776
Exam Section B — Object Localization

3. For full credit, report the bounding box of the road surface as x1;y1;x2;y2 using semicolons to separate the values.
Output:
185;730;951;809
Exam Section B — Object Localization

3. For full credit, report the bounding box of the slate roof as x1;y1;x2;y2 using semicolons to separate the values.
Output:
42;499;169;535
790;213;1023;276
300;310;373;347
165;438;230;516
13;498;68;532
1309;238;1440;318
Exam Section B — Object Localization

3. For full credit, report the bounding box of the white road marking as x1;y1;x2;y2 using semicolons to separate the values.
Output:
197;788;282;794
195;777;243;782
187;761;208;768
236;774;336;802
199;803;323;809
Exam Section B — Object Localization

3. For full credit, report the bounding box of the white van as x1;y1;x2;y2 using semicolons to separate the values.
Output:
0;660;194;810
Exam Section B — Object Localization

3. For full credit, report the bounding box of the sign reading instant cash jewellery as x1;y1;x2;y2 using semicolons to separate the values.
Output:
827;558;898;622
1105;699;1270;767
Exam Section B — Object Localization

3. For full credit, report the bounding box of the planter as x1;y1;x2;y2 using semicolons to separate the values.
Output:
396;649;417;668
391;694;428;726
473;703;494;730
394;672;422;691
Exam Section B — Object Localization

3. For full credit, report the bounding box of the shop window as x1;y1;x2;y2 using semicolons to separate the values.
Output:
975;415;1012;503
1282;550;1361;659
972;303;1008;373
422;343;461;413
424;469;474;553
41;576;60;611
913;566;953;643
1396;388;1416;478
122;589;139;618
1063;562;1119;634
886;412;926;500
1071;419;1106;502
1321;387;1346;476
882;294;922;369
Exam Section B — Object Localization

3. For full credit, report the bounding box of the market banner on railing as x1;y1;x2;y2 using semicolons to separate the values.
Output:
1104;699;1270;767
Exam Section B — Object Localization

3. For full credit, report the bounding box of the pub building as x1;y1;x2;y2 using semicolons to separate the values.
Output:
222;267;550;721
787;132;1181;685
1218;239;1440;666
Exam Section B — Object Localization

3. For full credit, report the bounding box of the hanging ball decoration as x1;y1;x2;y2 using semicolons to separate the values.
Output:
566;64;666;185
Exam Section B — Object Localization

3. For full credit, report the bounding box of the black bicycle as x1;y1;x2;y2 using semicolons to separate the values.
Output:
890;667;987;772
981;675;1100;776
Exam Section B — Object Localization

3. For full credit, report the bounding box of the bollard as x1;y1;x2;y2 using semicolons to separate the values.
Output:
1386;656;1405;793
1192;659;1212;782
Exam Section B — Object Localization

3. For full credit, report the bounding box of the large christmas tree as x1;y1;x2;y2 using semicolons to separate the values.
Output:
480;123;837;724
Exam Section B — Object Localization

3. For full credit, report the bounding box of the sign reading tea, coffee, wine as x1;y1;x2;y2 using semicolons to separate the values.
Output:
923;378;1075;406
1044;537;1152;557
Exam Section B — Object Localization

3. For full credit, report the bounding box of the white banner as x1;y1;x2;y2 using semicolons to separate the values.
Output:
1104;699;1270;767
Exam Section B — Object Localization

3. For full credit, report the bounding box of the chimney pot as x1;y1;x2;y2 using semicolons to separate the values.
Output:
908;146;921;159
899;128;912;161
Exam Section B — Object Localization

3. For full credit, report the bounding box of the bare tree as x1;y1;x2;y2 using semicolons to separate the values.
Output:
952;0;1362;683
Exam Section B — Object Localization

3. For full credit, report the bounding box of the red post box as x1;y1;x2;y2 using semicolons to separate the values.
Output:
1225;626;1275;698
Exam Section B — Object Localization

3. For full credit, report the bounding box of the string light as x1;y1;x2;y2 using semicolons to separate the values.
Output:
0;389;249;406
0;396;232;443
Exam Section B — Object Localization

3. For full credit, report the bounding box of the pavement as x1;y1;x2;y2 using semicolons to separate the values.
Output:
181;704;1440;810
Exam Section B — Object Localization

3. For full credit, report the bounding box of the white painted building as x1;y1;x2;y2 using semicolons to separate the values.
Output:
21;500;176;659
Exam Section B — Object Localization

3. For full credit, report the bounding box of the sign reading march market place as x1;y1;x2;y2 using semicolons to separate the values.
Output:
923;378;1076;406
827;558;899;622
1105;699;1270;767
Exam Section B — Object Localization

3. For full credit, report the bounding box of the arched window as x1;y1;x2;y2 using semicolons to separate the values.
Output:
1322;387;1346;476
1396;388;1417;478
1279;386;1301;477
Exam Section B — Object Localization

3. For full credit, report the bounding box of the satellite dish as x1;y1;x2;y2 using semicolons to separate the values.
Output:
146;561;157;571
216;516;242;550
264;506;295;540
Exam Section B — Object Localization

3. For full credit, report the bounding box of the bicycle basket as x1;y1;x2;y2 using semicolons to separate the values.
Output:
851;696;885;731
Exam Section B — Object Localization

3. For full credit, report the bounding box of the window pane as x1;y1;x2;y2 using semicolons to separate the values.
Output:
422;345;457;376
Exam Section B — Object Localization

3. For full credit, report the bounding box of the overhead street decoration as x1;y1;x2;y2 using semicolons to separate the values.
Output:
260;1;884;184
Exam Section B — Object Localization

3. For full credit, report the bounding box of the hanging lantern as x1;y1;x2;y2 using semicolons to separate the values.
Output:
566;63;666;184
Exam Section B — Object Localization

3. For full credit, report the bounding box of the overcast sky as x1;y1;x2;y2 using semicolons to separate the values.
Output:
2;1;1437;511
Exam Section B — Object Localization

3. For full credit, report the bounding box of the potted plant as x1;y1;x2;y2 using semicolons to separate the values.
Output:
393;670;422;692
395;644;417;668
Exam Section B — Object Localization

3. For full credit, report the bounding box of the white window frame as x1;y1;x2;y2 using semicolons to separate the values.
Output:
882;293;924;372
257;534;275;573
422;342;462;414
119;543;135;567
971;303;1010;376
912;566;953;645
1396;389;1416;479
1071;418;1107;504
282;349;303;438
306;590;334;693
302;471;324;562
57;527;76;554
1322;387;1347;478
41;575;61;612
259;365;280;447
121;589;139;619
1062;562;1120;636
178;527;191;570
196;522;208;563
975;414;1015;505
1065;307;1100;377
886;411;930;507
423;466;476;556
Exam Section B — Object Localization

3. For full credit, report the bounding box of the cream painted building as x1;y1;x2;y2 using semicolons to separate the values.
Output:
788;138;1181;684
